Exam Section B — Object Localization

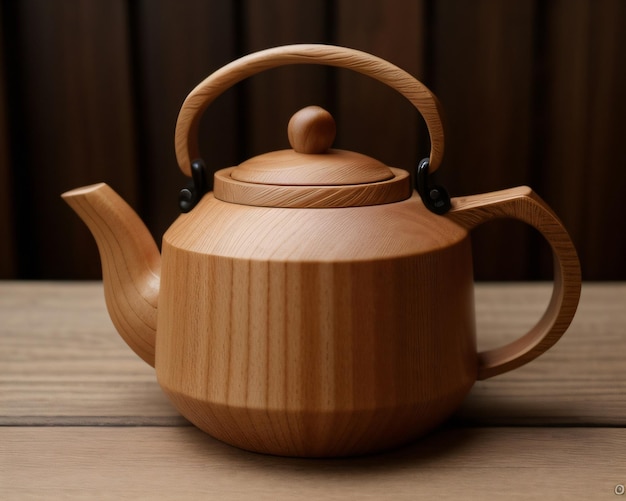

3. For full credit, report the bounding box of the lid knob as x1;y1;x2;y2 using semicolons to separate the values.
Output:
229;105;396;188
288;106;336;154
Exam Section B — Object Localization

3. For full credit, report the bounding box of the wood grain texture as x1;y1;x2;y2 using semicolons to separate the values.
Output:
14;0;139;279
462;282;626;426
432;0;537;280
335;0;426;172
577;0;626;280
540;0;626;280
61;184;160;367
230;149;393;186
2;427;624;500
0;282;176;424
287;105;336;154
242;0;331;160
157;193;476;456
0;1;14;278
0;281;619;501
1;282;623;427
130;0;239;240
59;174;578;456
152;185;577;455
174;44;445;178
214;166;410;208
229;106;395;187
2;2;625;282
448;186;581;379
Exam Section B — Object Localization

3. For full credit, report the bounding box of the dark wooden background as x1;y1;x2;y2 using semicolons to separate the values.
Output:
0;0;624;280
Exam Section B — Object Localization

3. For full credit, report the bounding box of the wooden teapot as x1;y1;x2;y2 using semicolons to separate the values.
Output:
62;45;581;457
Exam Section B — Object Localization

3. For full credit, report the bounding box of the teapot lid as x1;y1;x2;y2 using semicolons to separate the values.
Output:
213;106;411;208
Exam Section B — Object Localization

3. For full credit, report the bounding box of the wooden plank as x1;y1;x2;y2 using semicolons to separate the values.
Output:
1;427;624;500
461;282;626;425
1;282;624;426
14;0;138;279
0;282;176;423
242;0;331;158
132;0;238;241
431;0;537;279
334;0;426;171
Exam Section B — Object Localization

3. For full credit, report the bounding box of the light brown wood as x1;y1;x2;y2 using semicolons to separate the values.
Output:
2;427;625;500
0;281;623;498
158;192;476;456
60;46;578;455
221;105;408;205
156;189;576;455
60;182;580;456
2;282;623;426
447;186;581;379
229;148;395;186
287;105;336;154
0;281;176;424
61;184;160;367
231;113;395;190
214;166;410;207
174;44;445;177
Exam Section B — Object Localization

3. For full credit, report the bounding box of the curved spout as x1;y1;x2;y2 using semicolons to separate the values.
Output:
62;183;160;367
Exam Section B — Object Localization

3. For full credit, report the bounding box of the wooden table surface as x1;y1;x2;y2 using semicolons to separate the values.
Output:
1;281;625;500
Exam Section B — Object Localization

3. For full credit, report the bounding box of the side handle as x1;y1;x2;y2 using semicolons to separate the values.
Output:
446;186;581;380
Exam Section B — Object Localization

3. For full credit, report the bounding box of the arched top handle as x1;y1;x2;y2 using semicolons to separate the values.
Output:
174;44;445;177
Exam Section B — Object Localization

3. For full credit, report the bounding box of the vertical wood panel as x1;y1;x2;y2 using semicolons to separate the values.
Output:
242;0;331;158
13;0;138;278
541;0;626;280
0;2;15;278
335;0;425;170
432;0;537;279
0;0;623;280
132;0;238;242
585;0;626;279
540;0;590;279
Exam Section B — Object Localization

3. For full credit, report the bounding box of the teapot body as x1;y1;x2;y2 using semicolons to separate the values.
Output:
155;191;477;456
61;44;581;458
